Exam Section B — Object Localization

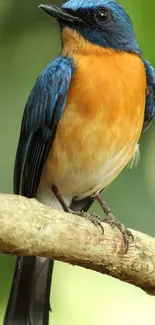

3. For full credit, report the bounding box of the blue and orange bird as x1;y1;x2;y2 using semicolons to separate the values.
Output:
4;0;155;324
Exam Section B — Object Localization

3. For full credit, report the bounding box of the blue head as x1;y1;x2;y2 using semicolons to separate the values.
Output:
40;0;141;54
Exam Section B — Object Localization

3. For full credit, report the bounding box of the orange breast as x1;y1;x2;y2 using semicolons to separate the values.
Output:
40;48;146;198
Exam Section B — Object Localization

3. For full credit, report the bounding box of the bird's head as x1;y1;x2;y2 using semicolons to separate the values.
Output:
40;0;141;55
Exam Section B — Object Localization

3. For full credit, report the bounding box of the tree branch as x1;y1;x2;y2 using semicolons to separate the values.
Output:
0;193;155;295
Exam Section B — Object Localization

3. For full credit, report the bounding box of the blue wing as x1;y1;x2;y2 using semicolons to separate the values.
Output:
142;60;155;132
14;56;74;197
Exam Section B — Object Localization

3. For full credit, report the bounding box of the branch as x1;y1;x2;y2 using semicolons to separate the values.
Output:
0;193;155;295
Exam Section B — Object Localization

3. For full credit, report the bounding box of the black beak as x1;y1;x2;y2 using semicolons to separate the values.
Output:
39;4;82;24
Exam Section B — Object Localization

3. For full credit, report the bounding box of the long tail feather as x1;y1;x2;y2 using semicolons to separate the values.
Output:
4;257;53;325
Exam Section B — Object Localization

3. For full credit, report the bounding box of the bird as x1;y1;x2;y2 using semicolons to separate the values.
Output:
4;0;155;324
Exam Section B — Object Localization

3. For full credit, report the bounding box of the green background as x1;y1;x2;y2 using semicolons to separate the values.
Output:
0;0;155;324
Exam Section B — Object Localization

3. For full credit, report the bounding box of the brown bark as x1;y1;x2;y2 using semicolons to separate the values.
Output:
0;193;155;295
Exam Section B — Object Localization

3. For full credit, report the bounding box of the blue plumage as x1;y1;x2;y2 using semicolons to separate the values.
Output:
62;0;140;53
14;56;73;197
143;60;155;131
22;56;73;137
63;0;128;13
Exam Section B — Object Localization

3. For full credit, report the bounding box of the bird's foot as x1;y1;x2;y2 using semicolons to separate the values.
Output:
67;209;104;234
103;213;133;253
52;184;133;252
95;194;133;253
52;184;104;233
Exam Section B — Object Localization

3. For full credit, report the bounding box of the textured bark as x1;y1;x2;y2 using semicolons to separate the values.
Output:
0;193;155;295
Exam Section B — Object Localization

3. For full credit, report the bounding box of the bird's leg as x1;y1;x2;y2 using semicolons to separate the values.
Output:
95;194;133;252
52;185;104;233
52;184;69;212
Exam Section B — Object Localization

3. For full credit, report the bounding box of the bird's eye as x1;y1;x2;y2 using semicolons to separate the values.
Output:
94;8;110;24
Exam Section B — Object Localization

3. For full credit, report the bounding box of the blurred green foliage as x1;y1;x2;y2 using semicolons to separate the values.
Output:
0;0;155;324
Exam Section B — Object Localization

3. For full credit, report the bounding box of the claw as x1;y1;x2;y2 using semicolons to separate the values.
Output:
103;213;133;253
68;203;133;253
82;212;104;234
95;195;133;253
68;209;104;234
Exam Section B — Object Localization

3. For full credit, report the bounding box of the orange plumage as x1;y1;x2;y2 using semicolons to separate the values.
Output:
39;29;146;199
